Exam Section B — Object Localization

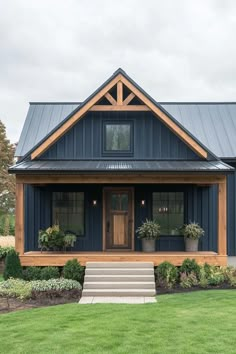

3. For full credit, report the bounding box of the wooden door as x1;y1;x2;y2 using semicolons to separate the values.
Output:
104;188;134;250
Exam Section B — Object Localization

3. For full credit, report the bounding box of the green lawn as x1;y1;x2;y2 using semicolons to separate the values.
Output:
1;290;236;354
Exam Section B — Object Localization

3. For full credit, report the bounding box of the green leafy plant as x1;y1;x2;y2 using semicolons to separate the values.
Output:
0;246;15;259
136;219;161;240
40;267;60;280
38;225;77;251
182;222;204;240
63;259;84;283
199;267;208;288
0;278;31;300
0;278;82;300
31;278;81;292
64;234;77;248
180;258;201;279
23;267;42;281
31;278;82;299
180;272;199;288
207;266;225;286
38;225;65;251
155;262;179;289
3;250;22;280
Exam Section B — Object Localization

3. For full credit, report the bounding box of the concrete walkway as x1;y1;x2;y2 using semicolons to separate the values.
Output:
79;296;157;304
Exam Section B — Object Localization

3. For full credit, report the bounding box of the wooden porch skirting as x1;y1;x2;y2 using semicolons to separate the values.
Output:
20;251;227;267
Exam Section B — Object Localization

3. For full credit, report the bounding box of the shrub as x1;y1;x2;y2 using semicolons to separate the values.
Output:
31;278;81;292
207;266;225;286
155;262;178;289
223;266;236;286
180;272;199;288
40;266;60;280
180;258;201;279
0;278;31;300
0;246;15;260
0;278;81;300
63;259;84;283
3;250;22;280
199;267;208;288
203;263;212;278
23;267;42;281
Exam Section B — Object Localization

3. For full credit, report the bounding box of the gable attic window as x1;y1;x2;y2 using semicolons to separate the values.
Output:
103;121;133;155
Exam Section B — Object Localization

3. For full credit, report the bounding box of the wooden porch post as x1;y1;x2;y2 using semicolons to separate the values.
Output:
218;176;227;256
15;182;24;255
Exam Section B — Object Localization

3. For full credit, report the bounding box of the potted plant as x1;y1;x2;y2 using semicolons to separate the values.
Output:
182;222;205;252
64;234;77;249
38;225;77;252
136;219;161;252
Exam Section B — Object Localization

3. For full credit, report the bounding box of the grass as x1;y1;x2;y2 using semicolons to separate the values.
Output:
0;274;3;282
1;290;236;354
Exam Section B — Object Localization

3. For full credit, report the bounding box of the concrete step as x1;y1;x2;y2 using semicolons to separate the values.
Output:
84;274;155;282
85;268;154;275
86;262;154;269
84;282;155;289
82;289;156;297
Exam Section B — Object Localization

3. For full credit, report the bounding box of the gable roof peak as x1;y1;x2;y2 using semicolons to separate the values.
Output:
113;67;127;76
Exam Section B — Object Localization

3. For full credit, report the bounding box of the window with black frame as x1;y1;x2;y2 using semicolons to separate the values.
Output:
52;192;84;236
152;192;184;235
103;122;132;153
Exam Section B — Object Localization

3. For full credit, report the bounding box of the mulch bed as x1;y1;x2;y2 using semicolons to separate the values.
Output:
0;290;82;314
156;284;236;295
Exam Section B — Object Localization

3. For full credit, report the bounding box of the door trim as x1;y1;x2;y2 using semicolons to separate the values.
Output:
103;187;134;251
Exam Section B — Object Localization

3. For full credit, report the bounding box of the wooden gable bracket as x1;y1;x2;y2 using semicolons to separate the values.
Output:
31;73;208;160
91;80;149;111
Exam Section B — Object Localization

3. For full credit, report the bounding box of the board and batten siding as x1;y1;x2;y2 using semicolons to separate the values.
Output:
24;184;220;253
40;111;200;160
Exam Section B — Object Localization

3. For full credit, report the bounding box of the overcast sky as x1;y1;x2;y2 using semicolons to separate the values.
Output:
0;0;236;143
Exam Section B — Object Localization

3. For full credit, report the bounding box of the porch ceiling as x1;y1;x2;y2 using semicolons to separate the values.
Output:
9;159;233;174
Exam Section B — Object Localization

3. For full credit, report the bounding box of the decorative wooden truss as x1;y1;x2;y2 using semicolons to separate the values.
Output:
90;81;150;111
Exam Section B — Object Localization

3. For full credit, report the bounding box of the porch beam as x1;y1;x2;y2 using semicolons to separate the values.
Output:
218;176;227;256
16;174;226;185
89;105;150;111
15;183;24;255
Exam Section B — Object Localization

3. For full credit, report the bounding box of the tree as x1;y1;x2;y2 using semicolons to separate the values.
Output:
0;120;16;213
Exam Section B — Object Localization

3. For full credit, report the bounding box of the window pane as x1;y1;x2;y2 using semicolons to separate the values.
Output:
52;192;84;236
152;192;184;235
105;124;131;151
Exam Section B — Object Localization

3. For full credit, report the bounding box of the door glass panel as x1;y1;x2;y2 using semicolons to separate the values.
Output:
111;193;128;211
120;194;128;211
111;194;119;210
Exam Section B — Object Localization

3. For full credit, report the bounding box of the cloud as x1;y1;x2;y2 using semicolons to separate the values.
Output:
0;0;236;142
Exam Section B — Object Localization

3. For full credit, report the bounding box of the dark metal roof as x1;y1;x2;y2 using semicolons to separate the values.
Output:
15;103;80;157
9;160;233;173
161;103;236;159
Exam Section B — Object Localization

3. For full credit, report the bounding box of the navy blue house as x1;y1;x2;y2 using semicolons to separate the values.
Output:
10;69;236;266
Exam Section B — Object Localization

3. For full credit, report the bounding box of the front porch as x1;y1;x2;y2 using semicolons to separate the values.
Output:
20;251;225;266
15;173;228;266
